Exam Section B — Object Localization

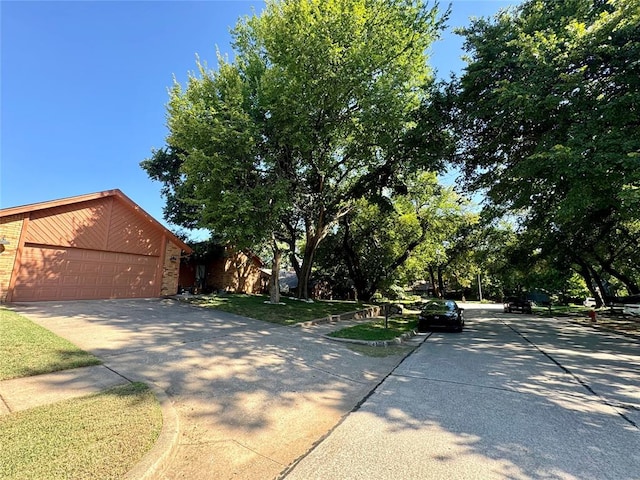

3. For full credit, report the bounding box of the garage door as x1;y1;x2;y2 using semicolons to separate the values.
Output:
12;245;160;301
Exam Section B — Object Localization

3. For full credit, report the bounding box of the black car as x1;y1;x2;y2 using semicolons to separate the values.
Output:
418;299;465;332
503;297;533;314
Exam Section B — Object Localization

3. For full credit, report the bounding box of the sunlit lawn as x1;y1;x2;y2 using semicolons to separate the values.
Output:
1;308;161;480
184;293;370;325
0;308;101;380
0;382;162;480
328;316;418;341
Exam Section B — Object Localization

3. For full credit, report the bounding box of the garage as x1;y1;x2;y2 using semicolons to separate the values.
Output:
0;190;192;302
12;245;160;301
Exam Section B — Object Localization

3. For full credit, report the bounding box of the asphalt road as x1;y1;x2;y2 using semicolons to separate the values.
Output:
283;304;640;480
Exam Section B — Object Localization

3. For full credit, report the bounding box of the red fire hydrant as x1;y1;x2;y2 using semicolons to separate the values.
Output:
588;309;597;323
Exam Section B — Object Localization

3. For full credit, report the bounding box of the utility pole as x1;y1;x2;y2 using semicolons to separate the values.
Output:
478;273;483;302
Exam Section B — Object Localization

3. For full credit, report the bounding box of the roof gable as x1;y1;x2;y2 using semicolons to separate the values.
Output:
0;189;192;253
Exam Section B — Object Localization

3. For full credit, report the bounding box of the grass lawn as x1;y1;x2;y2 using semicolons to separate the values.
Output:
532;304;595;316
0;382;162;480
184;293;370;325
328;316;418;341
0;308;101;381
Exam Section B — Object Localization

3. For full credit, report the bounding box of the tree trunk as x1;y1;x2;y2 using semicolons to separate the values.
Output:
588;264;608;306
297;239;318;300
428;265;438;298
342;219;370;301
296;213;329;300
574;258;606;307
268;239;282;304
596;258;640;294
437;266;445;298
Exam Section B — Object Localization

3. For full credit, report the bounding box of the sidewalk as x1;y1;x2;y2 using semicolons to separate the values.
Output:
0;365;128;415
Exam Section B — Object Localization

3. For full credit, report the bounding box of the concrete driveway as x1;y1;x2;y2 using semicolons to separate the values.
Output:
12;298;414;480
284;305;640;480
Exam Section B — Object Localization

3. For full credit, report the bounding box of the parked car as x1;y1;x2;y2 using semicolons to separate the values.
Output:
583;297;597;307
418;299;464;332
503;297;533;314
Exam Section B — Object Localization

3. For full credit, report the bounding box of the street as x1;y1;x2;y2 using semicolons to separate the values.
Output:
283;304;640;480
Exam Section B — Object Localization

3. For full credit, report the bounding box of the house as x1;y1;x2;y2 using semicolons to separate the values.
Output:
0;189;192;302
178;242;269;295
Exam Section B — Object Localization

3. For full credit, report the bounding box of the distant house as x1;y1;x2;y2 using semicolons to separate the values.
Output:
178;242;269;295
0;190;192;302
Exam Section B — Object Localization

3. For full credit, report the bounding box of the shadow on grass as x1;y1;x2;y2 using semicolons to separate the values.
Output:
182;293;370;325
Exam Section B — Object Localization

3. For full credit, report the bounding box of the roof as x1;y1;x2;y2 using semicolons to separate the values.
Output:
0;189;192;253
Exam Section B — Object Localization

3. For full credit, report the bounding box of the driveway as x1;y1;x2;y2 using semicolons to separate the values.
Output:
12;298;414;480
284;305;640;479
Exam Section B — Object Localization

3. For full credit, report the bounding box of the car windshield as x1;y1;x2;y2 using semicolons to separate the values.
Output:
423;300;455;312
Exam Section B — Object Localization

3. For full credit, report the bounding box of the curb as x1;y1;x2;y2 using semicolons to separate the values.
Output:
323;329;418;347
124;383;180;480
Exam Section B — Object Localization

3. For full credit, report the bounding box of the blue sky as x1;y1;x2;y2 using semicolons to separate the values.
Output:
1;0;518;234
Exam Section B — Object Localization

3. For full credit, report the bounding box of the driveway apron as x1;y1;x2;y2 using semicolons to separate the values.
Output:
11;298;412;480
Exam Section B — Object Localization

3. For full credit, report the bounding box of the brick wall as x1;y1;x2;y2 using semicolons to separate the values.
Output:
204;249;266;294
0;215;25;303
160;241;182;296
223;251;264;294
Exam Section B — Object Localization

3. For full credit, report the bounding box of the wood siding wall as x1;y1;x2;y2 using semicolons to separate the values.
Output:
25;197;163;255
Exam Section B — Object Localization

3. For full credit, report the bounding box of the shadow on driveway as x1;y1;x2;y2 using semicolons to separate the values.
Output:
10;298;414;480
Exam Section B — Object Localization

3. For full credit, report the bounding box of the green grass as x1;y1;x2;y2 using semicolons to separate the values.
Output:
328;316;418;341
532;304;598;316
0;308;101;380
0;382;162;480
184;293;370;325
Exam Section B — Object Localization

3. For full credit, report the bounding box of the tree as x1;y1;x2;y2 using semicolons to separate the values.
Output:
452;0;640;297
315;172;476;300
142;0;447;299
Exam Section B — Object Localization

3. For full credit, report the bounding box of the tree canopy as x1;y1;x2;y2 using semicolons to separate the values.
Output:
142;0;448;299
315;172;476;300
453;0;640;302
143;0;639;303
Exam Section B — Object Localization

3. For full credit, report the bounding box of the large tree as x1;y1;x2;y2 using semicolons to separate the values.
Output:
142;0;447;299
315;172;475;300
452;0;640;297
